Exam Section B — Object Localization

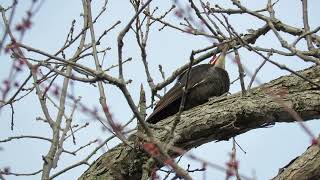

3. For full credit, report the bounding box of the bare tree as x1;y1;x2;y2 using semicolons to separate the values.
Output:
0;0;319;180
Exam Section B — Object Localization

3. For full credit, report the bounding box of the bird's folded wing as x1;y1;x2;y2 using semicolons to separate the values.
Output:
146;83;184;122
147;77;211;122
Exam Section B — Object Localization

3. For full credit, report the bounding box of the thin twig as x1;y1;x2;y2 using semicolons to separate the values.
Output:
301;0;313;50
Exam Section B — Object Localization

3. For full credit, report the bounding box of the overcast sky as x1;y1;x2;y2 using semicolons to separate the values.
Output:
0;0;320;179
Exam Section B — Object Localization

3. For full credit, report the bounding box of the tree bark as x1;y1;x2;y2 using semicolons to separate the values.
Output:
79;65;320;180
273;136;320;180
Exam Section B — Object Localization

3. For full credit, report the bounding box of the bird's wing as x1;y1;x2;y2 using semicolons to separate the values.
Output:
147;64;216;123
175;64;212;85
146;83;184;122
147;75;210;123
189;78;209;89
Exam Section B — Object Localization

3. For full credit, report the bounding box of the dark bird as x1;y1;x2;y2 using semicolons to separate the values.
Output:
146;45;230;124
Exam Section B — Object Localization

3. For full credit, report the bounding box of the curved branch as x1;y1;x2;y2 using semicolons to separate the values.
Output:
0;135;51;143
273;137;320;180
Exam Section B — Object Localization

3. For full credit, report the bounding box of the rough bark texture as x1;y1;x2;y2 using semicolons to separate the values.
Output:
273;137;320;180
79;65;320;180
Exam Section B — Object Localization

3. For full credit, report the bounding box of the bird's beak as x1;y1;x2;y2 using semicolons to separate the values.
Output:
210;44;229;66
209;54;217;65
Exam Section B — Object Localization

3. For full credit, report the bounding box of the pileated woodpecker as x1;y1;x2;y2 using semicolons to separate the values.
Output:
146;45;230;124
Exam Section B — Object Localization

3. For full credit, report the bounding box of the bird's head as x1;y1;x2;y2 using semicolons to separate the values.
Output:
210;44;229;69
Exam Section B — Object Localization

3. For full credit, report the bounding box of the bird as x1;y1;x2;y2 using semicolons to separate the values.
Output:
146;45;230;124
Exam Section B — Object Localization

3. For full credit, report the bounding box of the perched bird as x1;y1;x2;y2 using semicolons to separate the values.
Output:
146;45;230;124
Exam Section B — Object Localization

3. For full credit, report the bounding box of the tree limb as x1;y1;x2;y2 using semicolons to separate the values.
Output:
273;136;320;180
80;65;320;179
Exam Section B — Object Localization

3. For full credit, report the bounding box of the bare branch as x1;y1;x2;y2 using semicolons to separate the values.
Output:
301;0;313;50
0;135;52;143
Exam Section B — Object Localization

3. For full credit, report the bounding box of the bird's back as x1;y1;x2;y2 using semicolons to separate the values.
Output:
146;64;229;124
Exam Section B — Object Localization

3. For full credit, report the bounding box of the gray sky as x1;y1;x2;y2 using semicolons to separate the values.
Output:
0;0;319;179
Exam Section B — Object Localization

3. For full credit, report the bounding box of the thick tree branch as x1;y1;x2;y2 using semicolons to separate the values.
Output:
79;65;320;179
273;136;320;180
